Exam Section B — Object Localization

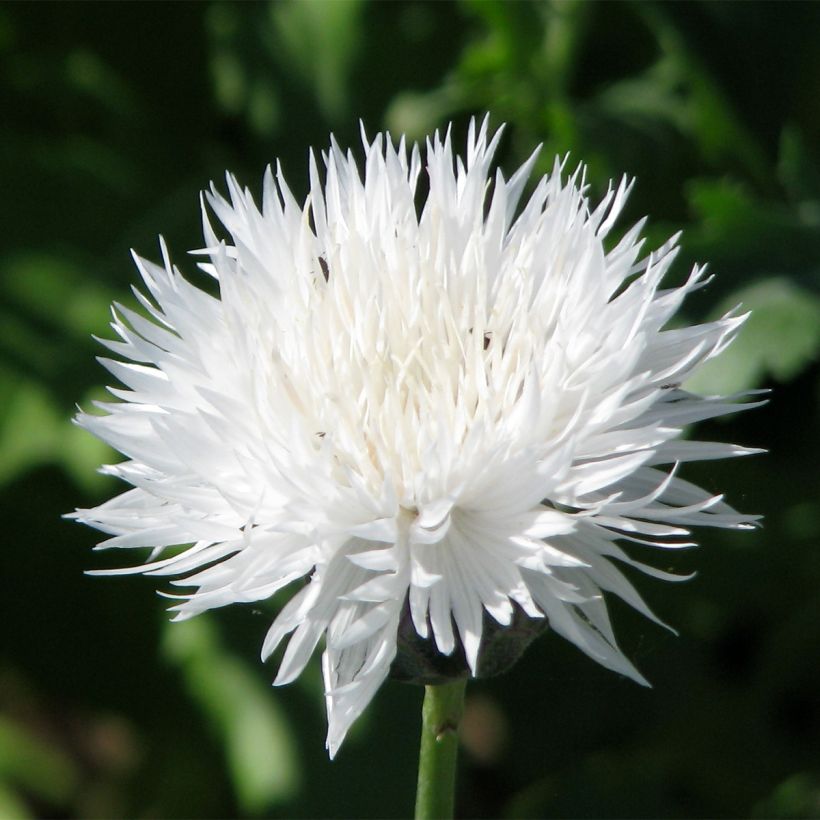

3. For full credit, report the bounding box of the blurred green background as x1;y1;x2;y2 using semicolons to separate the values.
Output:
1;1;819;817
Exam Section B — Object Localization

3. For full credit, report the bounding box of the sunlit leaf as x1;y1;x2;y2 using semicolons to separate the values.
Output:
1;253;113;339
0;783;31;820
163;617;301;813
0;371;113;489
685;278;820;394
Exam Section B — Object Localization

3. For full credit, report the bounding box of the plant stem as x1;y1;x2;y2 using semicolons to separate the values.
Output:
414;678;468;820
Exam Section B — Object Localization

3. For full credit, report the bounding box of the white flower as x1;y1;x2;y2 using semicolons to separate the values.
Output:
72;119;760;757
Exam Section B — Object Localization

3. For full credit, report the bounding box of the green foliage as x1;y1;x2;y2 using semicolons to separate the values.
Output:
271;0;364;124
1;1;819;817
687;279;820;395
0;716;78;806
163;617;301;814
753;773;820;820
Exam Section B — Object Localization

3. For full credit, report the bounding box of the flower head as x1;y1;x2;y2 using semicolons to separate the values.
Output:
73;119;760;757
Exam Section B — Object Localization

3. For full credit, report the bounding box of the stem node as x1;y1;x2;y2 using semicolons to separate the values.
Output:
414;679;467;820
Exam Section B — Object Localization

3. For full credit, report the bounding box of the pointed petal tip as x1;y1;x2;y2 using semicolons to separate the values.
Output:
326;737;340;760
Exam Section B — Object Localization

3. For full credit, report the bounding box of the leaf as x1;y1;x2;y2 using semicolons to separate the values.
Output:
270;0;364;123
778;125;820;205
0;716;78;805
684;278;820;395
0;370;113;490
0;783;31;820
752;773;820;819
1;253;114;340
162;617;301;814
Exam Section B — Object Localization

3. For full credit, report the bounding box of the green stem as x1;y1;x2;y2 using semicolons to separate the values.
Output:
414;678;468;820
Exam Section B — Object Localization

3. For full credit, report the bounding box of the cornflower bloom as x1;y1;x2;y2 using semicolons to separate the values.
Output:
72;120;760;757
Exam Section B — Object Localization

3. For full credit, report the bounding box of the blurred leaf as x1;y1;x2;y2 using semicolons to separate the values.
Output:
634;3;769;183
501;748;669;820
0;783;31;820
1;253;113;340
682;178;820;298
752;773;820;819
685;278;820;395
384;1;588;159
778;125;820;207
64;48;137;117
0;371;113;490
0;250;118;489
783;501;820;541
593;42;764;185
385;87;458;142
60;400;119;493
0;716;78;805
270;0;364;124
210;47;246;117
0;373;60;485
206;3;282;138
163;617;301;814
